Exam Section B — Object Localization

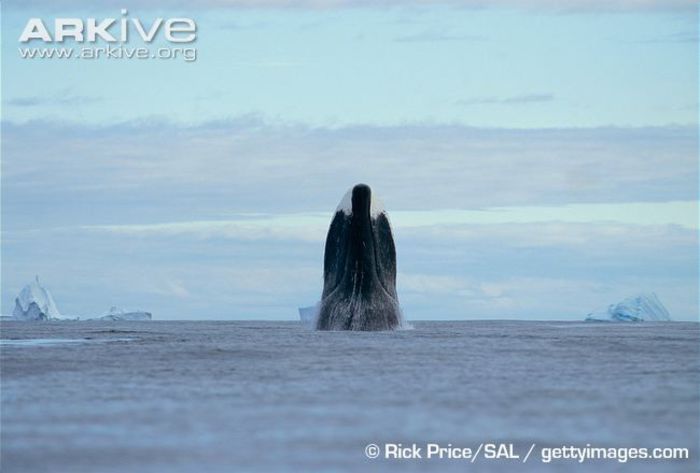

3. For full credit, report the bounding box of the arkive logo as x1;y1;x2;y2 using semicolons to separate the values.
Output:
19;9;196;43
17;9;198;62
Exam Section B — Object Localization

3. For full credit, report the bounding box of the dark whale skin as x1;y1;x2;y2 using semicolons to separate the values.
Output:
316;184;402;331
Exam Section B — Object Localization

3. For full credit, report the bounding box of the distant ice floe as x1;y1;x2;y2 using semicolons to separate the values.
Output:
97;306;152;321
585;293;671;322
12;276;67;321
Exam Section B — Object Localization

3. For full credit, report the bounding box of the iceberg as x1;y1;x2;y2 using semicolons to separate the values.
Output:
7;282;151;322
585;293;671;322
298;305;319;326
12;276;65;321
98;306;152;321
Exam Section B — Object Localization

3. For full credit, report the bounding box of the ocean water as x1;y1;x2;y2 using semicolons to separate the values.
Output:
1;320;698;473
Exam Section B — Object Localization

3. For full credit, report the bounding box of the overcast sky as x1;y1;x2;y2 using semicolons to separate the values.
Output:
1;1;697;320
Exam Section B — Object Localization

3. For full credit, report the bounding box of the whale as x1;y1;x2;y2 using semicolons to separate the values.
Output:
316;184;402;331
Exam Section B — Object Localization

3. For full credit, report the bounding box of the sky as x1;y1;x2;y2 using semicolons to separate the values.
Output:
1;0;698;321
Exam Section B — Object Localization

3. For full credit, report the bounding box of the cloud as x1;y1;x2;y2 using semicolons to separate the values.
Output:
395;31;486;42
629;31;699;44
76;215;330;242
2;118;696;320
59;200;698;245
457;94;555;106
2;119;696;233
5;94;103;108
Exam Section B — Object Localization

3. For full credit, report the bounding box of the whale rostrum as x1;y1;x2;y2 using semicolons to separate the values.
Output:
316;184;403;331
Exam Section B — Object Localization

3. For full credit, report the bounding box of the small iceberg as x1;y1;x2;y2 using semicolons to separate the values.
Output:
298;305;319;326
585;293;671;322
97;306;152;321
7;280;152;322
12;276;67;321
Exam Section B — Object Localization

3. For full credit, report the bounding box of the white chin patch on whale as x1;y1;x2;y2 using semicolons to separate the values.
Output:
335;186;386;218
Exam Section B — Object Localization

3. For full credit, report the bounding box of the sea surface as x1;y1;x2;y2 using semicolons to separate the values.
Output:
1;320;698;473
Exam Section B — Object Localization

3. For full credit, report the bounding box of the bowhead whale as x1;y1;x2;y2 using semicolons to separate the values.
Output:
316;184;402;331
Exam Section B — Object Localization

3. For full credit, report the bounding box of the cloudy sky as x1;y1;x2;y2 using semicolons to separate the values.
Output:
1;0;697;320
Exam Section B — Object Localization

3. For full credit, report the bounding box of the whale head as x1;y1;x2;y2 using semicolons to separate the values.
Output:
316;184;402;331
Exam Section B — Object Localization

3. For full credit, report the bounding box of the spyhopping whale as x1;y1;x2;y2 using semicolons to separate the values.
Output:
316;184;402;331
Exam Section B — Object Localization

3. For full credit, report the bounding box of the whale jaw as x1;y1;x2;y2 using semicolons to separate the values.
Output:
316;184;402;331
317;289;401;331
